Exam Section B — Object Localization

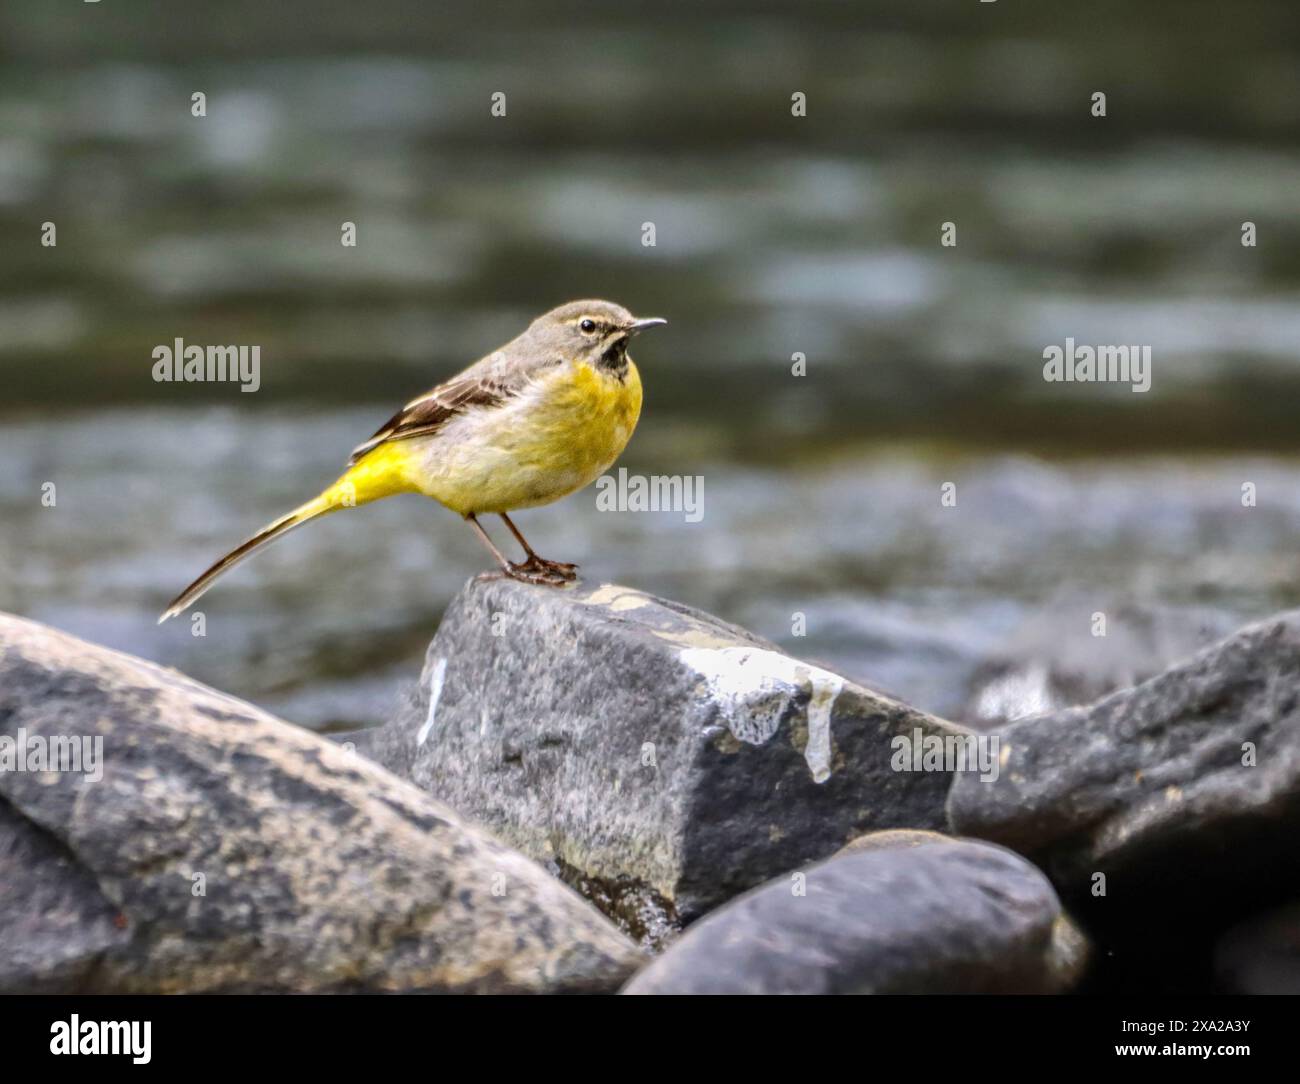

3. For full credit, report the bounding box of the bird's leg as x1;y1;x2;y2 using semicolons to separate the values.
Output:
465;514;570;587
498;512;578;580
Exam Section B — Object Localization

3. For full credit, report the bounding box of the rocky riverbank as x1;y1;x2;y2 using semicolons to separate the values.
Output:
2;580;1298;993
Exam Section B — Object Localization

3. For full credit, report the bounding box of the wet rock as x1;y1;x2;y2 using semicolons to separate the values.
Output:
622;836;1087;994
948;610;1300;931
366;577;974;928
0;613;641;993
1214;902;1300;994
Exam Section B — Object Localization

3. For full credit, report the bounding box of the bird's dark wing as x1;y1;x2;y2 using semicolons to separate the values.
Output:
347;373;519;465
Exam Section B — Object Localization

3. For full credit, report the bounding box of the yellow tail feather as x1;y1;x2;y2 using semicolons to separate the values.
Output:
157;494;336;623
158;445;417;623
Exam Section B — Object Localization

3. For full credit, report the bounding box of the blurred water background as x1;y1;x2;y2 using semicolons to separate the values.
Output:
2;0;1299;731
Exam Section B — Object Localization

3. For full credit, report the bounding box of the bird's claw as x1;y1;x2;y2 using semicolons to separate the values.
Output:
477;567;564;587
509;555;578;584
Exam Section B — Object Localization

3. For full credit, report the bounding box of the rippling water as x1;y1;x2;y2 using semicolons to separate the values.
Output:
5;407;1300;731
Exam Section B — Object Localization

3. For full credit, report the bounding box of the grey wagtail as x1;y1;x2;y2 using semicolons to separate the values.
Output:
159;300;666;622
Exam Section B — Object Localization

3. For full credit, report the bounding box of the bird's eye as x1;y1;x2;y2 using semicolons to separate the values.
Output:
579;319;597;334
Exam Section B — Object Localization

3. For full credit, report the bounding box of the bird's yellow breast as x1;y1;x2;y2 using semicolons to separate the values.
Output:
534;359;643;478
346;359;643;516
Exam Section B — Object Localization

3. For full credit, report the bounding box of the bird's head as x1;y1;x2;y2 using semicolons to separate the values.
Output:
530;299;666;373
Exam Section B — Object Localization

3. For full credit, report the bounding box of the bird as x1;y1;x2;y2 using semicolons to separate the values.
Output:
158;299;666;623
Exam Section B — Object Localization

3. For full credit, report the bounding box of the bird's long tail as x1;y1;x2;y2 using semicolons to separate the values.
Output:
158;493;338;623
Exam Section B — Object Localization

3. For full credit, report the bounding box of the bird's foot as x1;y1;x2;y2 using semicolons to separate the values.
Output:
477;567;564;587
510;554;579;584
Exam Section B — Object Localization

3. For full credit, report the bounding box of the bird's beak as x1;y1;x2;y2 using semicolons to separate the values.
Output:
626;317;667;335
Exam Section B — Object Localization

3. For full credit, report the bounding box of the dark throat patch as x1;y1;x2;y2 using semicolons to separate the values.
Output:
599;336;630;377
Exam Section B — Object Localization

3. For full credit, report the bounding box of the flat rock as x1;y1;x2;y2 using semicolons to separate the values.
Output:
366;577;974;932
0;613;641;993
948;610;1300;932
622;834;1087;994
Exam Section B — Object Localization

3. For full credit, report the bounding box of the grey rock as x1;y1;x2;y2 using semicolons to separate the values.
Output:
0;612;641;993
0;802;129;992
948;610;1300;925
367;577;974;931
622;836;1088;994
